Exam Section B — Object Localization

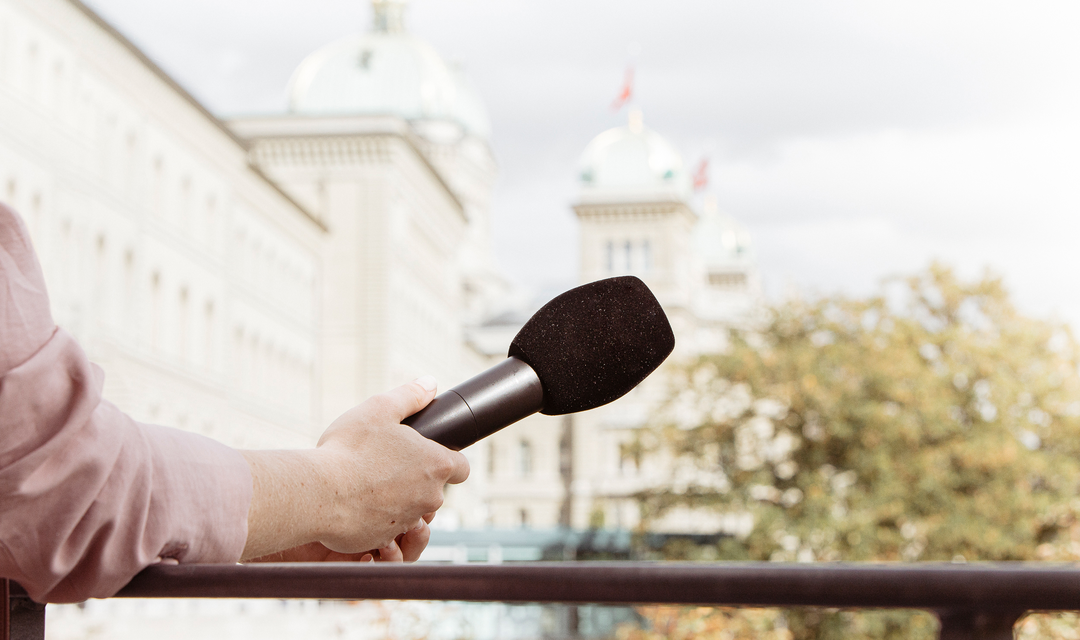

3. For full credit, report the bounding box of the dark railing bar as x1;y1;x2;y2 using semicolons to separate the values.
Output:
112;561;1080;611
936;609;1023;640
2;580;8;640
5;580;44;640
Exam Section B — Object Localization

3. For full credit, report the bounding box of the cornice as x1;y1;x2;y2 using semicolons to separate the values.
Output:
241;125;465;217
572;200;698;224
248;136;393;168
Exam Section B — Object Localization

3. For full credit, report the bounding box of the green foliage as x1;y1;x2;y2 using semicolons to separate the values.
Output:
633;264;1080;639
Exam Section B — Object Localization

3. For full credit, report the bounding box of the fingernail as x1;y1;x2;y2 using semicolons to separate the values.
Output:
414;375;437;392
361;554;374;563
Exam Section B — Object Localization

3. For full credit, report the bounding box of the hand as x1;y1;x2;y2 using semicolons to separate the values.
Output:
240;378;469;561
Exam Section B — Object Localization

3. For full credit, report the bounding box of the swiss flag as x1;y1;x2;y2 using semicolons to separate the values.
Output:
692;158;709;191
611;68;634;111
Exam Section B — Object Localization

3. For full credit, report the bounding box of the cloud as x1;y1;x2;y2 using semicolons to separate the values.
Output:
80;0;1080;324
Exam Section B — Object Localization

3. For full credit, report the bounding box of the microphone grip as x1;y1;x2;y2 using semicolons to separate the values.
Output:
403;357;545;450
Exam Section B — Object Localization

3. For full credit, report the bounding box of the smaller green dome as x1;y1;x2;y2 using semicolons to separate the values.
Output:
577;111;691;204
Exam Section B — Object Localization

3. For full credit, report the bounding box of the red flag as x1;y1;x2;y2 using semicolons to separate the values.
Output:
610;67;634;111
692;158;709;191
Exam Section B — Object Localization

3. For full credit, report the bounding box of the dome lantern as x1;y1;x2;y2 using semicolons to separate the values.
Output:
372;0;406;34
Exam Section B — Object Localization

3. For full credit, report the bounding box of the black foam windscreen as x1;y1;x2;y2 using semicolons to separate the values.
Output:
508;276;675;415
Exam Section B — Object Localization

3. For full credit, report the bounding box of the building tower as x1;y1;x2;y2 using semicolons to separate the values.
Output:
564;110;762;531
229;0;503;424
574;109;699;349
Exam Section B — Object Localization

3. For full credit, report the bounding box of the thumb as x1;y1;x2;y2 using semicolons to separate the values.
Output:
383;375;439;423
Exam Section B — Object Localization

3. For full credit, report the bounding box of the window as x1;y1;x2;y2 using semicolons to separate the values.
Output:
95;235;107;323
152;155;165;217
519;439;532;478
642;240;652;272
605;240;614;272
203;300;215;371
123;250;135;320
150;271;162;351
178;287;189;363
709;271;748;288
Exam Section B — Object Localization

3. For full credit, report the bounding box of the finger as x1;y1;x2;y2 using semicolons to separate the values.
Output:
398;521;431;562
247;542;328;563
445;449;470;485
377;376;439;423
377;540;404;563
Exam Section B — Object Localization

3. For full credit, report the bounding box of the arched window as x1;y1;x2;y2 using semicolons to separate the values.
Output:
203;300;215;371
95;235;107;325
26;42;39;101
179;175;192;232
150;271;162;351
50;59;65;112
152;155;165;217
205;194;217;245
234;327;246;388
123;249;135;321
178;287;189;363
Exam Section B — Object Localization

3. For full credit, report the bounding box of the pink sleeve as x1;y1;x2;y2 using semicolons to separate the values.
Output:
0;203;252;603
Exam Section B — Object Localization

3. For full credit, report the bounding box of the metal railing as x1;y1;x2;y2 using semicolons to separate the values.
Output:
7;561;1080;639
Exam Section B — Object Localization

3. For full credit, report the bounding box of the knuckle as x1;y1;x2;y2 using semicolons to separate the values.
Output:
407;383;427;407
424;491;444;514
430;450;458;479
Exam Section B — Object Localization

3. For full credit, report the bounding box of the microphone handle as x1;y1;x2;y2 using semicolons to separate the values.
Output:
403;357;545;450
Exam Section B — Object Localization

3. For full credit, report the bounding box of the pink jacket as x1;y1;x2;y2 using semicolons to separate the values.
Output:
0;203;251;603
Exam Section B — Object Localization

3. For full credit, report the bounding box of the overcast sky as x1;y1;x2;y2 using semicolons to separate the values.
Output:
83;0;1080;326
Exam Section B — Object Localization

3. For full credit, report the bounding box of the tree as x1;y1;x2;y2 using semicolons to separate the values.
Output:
633;264;1080;639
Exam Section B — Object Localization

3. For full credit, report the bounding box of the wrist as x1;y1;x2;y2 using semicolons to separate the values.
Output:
240;449;332;560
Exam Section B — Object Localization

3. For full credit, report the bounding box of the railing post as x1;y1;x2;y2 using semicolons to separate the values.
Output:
6;583;44;640
2;579;8;640
936;609;1023;640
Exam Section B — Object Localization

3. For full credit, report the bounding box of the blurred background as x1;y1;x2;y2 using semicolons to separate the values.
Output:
2;0;1079;638
83;0;1080;323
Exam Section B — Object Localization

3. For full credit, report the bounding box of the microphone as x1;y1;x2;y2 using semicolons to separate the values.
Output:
403;276;675;450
